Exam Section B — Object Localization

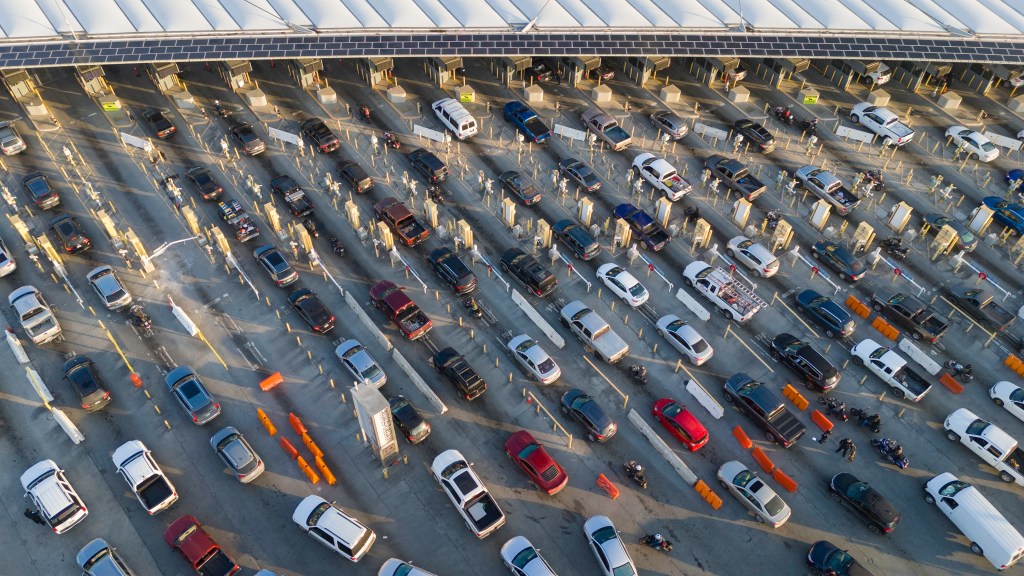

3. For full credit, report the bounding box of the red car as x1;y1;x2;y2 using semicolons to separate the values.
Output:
652;398;709;451
504;430;568;495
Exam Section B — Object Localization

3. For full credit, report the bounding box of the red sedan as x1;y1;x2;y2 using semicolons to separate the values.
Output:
504;430;568;495
652;398;709;451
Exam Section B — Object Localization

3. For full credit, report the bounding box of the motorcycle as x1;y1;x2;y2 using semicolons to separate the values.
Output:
871;438;910;469
213;100;229;118
798;117;819;135
765;209;782;232
462;295;482;319
850;408;881;433
624;460;648;489
329;235;345;257
819;396;849;422
683;206;701;223
128;304;154;338
383;131;401;150
427;185;445;205
772;105;795;126
301;218;319;239
640;535;672;552
861;170;885;193
943;360;974;384
359;105;371;122
630;364;648;386
881;236;909;260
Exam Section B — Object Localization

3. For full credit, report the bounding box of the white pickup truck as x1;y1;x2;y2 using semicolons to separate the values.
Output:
682;261;765;323
559;300;629;363
632;153;693;201
850;339;933;402
431;449;506;538
850;103;914;146
944;408;1024;486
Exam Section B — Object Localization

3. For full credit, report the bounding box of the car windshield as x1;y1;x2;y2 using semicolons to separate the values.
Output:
981;141;996;152
628;282;646;297
825;548;854;571
82;547;112;570
867;347;889;360
517;443;539;460
1010;388;1024;403
612;562;635;576
592;526;617;543
763;494;786;516
175;524;198;545
512;546;538;568
965;418;990;436
537;358;556;374
515;339;536;354
809;296;829;306
264;251;286;269
691;338;709;353
360;363;382;380
662;402;682;418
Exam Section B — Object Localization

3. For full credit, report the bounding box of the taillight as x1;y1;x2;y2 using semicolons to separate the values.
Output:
192;414;198;422
214;403;220;411
103;391;110;399
535;289;542;295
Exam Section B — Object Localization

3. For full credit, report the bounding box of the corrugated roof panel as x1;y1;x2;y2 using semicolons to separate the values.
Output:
977;0;1024;33
439;0;509;27
836;0;899;30
927;0;1019;33
188;0;241;30
65;0;136;35
552;0;607;25
856;0;945;31
509;0;581;27
0;2;59;37
562;0;651;26
413;0;462;27
365;0;436;26
765;0;825;28
34;0;85;34
718;0;798;28
338;0;390;27
482;0;530;23
218;0;289;29
113;0;165;32
692;0;742;26
265;0;318;28
790;0;871;29
624;0;682;27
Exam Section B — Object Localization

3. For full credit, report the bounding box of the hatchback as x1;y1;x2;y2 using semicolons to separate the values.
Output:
210;426;264;483
253;245;298;287
726;235;779;277
388;396;431;444
650;111;688;140
22;172;60;209
63;355;112;412
334;339;387;388
561;389;616;442
77;538;136;576
87;266;133;310
165;366;221;425
652;398;708;451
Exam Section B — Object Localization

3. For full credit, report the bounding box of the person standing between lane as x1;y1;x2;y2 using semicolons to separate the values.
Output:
818;429;831;444
836;437;853;457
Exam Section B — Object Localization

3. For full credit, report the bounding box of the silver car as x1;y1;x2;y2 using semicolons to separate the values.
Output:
726;235;780;278
650;111;688;140
508;334;561;384
87;265;133;310
0;237;16;277
583;515;637;576
334;339;386;388
501;535;559;575
210;426;265;483
717;460;792;527
77;538;136;576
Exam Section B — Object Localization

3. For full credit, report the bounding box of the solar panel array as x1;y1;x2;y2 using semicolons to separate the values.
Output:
0;34;1021;68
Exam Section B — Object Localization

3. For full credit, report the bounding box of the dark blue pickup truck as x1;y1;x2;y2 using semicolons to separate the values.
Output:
503;102;551;144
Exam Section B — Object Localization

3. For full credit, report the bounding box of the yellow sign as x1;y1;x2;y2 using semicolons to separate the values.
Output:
101;99;122;111
458;91;474;103
802;94;819;105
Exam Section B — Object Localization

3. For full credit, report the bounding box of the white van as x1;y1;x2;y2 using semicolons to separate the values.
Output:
924;472;1024;570
432;98;478;140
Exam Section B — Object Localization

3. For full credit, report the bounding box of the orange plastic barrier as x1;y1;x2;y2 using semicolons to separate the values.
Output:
1005;355;1022;371
693;479;723;510
130;373;143;388
810;410;833;432
939;373;965;394
302;432;324;459
751;447;775;474
844;294;860;309
259;372;283;391
256;408;277;436
289;412;307;435
773;468;798;493
596;474;620;499
314;456;337;486
844;295;871;318
782;384;809;411
855;303;871;318
296;456;320;484
732;425;753;449
279;437;299;460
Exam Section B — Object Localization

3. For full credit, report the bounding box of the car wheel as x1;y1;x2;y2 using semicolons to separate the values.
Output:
796;304;807;314
829;491;842;503
994;397;1005;407
892;388;905;399
851;356;864;367
719;307;733;320
971;152;979;161
970;542;984;555
851;113;860;123
657;328;665;338
910;331;922;341
923;493;936;504
946;431;960;442
811;251;820;260
505;450;512;459
765;431;777;443
726;248;735;258
683;277;693;287
500;262;509;273
754;514;765;524
839;272;848;281
770;349;781;361
1000;471;1015;483
632;166;641;178
866;524;881;535
560;317;569;328
718;479;729;490
805;381;817;392
825;328;836;338
560;404;569;415
872;302;883;312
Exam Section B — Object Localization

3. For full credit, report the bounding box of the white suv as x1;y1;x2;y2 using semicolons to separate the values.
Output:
21;459;88;534
292;495;376;562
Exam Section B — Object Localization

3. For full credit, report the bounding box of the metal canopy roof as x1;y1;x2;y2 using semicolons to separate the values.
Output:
1;0;1023;39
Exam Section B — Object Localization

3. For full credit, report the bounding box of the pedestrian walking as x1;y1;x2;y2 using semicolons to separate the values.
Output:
848;444;857;463
23;508;44;525
835;437;853;457
818;429;832;444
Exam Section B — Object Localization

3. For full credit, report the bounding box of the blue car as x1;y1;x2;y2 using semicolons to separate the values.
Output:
811;241;865;282
613;203;670;251
984;196;1024;236
795;289;856;338
503;101;551;144
1006;168;1024;193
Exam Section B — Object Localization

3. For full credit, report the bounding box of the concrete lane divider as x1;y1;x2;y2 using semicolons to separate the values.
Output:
256;408;277;436
674;288;711;322
511;289;565;348
344;291;393;352
939;373;965;394
811;410;833;432
627;409;697;485
685;377;724;420
52;408;85;444
897;338;941;375
870;317;899;340
289;412;307;435
296;455;320;484
314;455;336;486
392;348;447;414
844;294;871;318
773;468;798;493
6;327;28;364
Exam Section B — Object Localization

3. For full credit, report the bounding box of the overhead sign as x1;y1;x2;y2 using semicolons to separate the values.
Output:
269;127;300;146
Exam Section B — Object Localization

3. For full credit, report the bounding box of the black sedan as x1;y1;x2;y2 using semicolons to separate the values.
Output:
388;395;431;444
185;166;223;201
287;288;334;333
141;108;176;139
428;247;477;294
588;64;615;82
49;214;91;254
807;540;878;576
558;158;601;193
498;171;541;205
228;122;266;155
63;356;112;412
525;60;559;83
560;388;616;442
828;472;901;535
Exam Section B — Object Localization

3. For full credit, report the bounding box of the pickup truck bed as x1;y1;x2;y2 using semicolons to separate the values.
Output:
465;493;504;535
767;408;807;447
895;367;932;400
138;476;175;511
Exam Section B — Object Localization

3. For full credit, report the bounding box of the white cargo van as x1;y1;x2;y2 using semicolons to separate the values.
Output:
432;98;478;140
9;285;62;344
924;472;1024;570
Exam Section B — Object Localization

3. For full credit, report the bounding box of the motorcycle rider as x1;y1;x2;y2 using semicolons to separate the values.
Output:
860;412;881;430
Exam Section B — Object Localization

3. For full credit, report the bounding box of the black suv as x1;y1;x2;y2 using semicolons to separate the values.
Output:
299;118;340;153
770;333;840;392
409;148;449;184
560;388;616;442
337;161;374;193
732;119;776;153
185;166;224;200
433;347;487;400
552;219;600;260
829;472;901;535
428;248;477;294
500;248;557;297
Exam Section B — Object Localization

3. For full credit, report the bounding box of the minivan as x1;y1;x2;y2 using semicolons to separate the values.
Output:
432;98;478;140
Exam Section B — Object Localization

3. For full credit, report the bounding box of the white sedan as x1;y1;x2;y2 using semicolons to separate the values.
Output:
990;380;1024;424
0;237;15;277
583;515;637;576
717;461;791;527
945;126;999;162
726;235;779;278
500;535;558;576
656;314;714;366
596;263;649;307
508;334;561;384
